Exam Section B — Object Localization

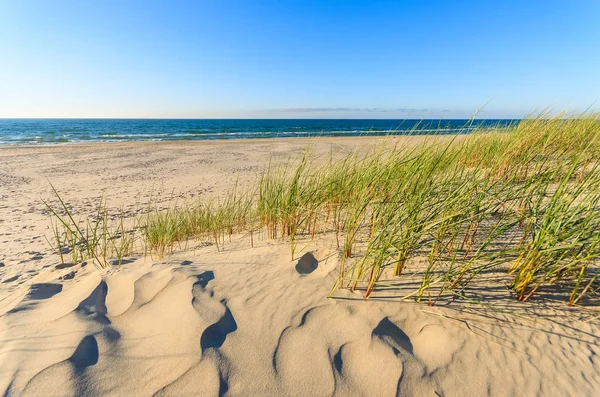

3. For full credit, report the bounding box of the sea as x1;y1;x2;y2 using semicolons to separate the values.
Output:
0;119;519;145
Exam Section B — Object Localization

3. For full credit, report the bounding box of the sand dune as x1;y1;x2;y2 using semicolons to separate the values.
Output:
1;139;599;396
2;239;599;396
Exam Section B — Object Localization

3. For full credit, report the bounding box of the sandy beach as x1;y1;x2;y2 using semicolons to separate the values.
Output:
1;137;599;396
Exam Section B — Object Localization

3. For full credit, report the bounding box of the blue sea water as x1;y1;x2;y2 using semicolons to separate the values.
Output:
0;119;519;145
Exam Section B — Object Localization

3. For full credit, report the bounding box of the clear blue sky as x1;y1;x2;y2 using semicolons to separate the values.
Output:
1;0;598;119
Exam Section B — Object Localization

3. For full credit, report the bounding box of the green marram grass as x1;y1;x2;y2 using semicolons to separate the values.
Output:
46;113;600;306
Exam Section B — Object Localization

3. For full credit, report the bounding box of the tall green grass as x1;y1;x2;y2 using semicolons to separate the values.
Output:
44;183;137;269
45;114;600;306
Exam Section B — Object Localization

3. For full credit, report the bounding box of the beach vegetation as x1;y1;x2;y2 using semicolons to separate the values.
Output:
45;113;600;306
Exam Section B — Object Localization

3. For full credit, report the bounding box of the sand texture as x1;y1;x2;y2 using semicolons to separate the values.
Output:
1;138;599;396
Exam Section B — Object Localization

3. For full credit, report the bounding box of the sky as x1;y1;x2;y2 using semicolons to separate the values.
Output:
0;0;599;119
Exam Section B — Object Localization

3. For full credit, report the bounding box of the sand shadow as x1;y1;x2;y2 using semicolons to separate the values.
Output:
60;271;77;280
76;281;110;324
28;283;63;300
2;275;20;283
372;317;413;355
55;263;77;270
195;271;215;289
110;258;135;266
295;252;318;275
200;304;238;350
69;335;99;371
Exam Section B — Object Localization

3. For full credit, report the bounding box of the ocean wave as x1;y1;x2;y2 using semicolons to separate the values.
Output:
0;119;516;145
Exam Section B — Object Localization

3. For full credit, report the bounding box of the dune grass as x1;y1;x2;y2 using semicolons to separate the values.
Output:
44;183;137;269
45;113;600;306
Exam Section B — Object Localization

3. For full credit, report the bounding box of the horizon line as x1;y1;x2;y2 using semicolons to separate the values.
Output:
0;116;523;120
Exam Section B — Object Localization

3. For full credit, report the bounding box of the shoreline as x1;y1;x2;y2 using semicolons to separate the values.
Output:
0;131;465;149
0;133;411;147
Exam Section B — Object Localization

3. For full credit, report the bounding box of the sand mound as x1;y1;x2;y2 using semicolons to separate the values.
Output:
1;237;599;397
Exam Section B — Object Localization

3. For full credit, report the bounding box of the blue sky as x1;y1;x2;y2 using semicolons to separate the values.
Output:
0;0;598;119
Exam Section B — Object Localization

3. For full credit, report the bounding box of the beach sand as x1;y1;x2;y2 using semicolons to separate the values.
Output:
1;137;599;396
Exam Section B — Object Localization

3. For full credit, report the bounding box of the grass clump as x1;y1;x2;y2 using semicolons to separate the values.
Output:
45;183;137;269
